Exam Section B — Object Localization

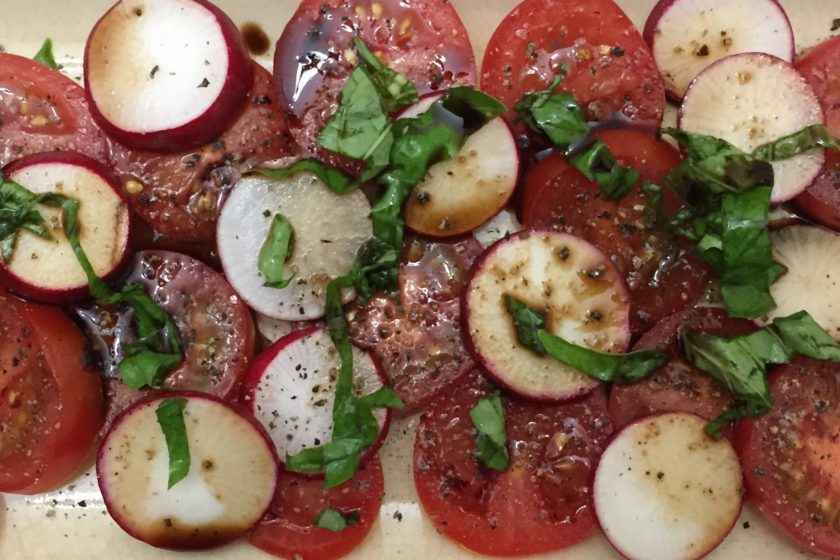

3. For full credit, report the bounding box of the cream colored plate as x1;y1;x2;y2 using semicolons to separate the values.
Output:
1;0;839;558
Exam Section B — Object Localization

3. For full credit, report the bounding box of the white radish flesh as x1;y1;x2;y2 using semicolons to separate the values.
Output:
473;208;522;249
400;94;519;238
217;172;372;320
242;326;390;464
763;225;840;339
97;392;278;550
679;53;824;203
255;314;312;344
1;153;130;303
594;412;743;560
84;0;251;151
644;0;794;99
464;230;631;401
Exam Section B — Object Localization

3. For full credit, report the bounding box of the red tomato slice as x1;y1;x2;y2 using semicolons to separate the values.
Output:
737;357;840;557
794;36;840;230
348;236;482;412
248;458;384;560
414;370;612;556
608;307;756;432
0;53;108;167
76;250;255;427
109;62;300;242
0;292;104;494
274;0;476;164
521;129;710;335
480;0;665;124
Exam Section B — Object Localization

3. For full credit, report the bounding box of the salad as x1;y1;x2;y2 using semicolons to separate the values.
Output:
2;0;840;559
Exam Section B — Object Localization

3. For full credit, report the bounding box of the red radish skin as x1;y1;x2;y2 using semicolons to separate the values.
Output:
84;0;252;152
594;412;743;560
678;52;824;203
463;230;631;402
1;152;131;303
643;0;794;100
240;326;392;473
97;391;279;550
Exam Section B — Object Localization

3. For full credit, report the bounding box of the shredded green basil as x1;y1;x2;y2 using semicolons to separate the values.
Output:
752;124;840;161
155;398;191;489
313;508;359;532
254;160;356;194
33;39;58;69
470;392;509;471
258;214;295;288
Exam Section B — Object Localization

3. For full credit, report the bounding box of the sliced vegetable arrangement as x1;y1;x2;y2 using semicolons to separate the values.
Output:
6;1;840;560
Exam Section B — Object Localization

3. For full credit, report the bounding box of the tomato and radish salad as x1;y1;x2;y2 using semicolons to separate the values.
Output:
5;0;840;559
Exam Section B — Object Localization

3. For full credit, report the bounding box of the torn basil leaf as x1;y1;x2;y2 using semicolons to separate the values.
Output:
259;214;296;288
752;124;840;161
155;398;191;489
253;161;356;194
33;38;58;69
505;294;547;355
313;508;359;532
0;177;53;262
353;37;418;113
470;392;509;471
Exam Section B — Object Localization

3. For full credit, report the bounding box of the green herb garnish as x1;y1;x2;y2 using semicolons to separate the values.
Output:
313;508;359;532
470;392;509;471
33;38;58;69
155;398;191;489
259;213;295;288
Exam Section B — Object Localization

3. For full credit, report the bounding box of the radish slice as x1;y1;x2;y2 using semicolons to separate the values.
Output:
399;94;519;238
679;53;824;203
241;326;391;467
84;0;251;152
217;172;372;320
643;0;793;100
594;412;743;560
1;152;130;303
463;230;631;401
97;391;278;550
473;208;522;249
255;314;314;344
762;225;840;339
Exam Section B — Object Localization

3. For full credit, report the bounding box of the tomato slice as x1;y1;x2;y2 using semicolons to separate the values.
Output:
414;370;612;556
0;292;104;494
348;236;482;412
608;307;756;432
521;129;710;335
0;53;109;167
737;357;840;557
109;62;300;242
794;36;840;230
480;0;665;124
274;0;476;164
248;457;384;560
76;250;255;427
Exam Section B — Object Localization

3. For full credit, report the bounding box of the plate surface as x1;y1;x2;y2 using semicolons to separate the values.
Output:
0;0;839;558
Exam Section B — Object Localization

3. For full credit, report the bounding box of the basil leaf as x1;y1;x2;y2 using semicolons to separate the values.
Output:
773;310;840;361
353;37;418;113
538;330;667;384
259;214;296;288
253;161;356;194
313;508;359;532
155;398;191;489
752;124;840;161
515;72;638;200
505;294;547;355
119;348;183;389
33;38;58;69
661;128;774;196
470;392;509;471
0;177;53;262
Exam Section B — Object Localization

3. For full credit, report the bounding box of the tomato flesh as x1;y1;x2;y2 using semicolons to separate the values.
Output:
0;292;103;494
248;457;384;560
349;236;482;412
274;0;476;164
737;357;840;557
414;370;612;556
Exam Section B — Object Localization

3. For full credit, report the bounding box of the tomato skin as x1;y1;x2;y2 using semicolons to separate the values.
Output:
521;129;710;335
248;458;384;560
414;370;612;556
110;62;299;242
794;36;840;230
0;292;104;494
608;307;756;432
737;357;840;557
274;0;476;164
481;0;665;124
0;54;109;167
